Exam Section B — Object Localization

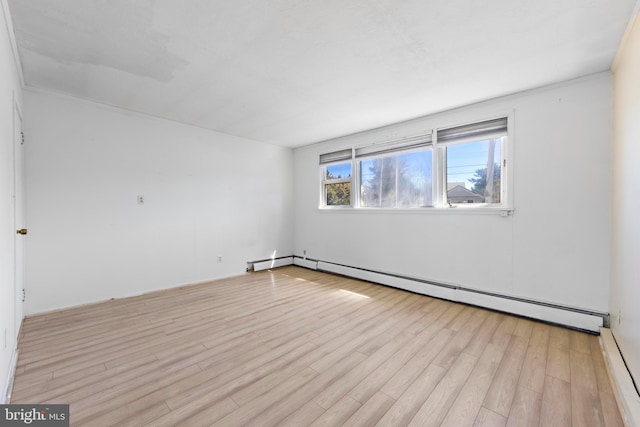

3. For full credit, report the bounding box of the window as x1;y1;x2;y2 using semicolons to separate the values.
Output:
359;148;432;208
440;118;508;206
320;149;352;206
319;116;509;210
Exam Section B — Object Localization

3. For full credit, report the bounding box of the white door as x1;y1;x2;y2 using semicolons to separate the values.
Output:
13;103;25;337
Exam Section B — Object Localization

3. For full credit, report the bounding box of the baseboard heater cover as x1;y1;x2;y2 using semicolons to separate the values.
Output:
248;255;606;332
248;255;317;272
312;258;606;333
248;256;294;272
293;257;319;270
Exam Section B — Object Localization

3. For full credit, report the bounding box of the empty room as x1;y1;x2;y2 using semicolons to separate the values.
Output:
1;0;639;426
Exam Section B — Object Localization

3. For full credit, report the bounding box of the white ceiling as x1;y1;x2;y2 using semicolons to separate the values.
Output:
7;0;636;147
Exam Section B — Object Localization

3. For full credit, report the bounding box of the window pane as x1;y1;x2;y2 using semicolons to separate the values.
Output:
325;162;351;179
446;138;502;204
360;150;432;207
325;182;351;206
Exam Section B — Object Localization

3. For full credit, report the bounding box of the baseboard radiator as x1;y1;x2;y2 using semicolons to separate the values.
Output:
248;255;608;333
247;256;294;272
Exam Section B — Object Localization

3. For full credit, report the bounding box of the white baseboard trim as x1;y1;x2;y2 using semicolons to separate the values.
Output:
600;328;640;427
311;259;605;332
2;347;18;404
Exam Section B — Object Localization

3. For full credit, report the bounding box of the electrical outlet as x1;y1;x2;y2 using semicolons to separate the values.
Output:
303;249;307;260
137;195;144;205
217;255;223;263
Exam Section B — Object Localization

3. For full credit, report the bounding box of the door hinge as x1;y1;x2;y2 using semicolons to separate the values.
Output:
22;289;25;302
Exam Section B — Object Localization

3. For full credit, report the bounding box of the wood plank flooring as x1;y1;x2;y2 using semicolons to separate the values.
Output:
11;266;623;426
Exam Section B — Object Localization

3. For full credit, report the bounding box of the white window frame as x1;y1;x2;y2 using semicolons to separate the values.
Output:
319;148;354;208
433;115;510;209
356;145;435;209
318;113;514;213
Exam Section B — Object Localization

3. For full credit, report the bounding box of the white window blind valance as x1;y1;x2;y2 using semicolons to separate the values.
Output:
437;117;507;143
319;118;506;164
355;133;433;158
319;148;353;165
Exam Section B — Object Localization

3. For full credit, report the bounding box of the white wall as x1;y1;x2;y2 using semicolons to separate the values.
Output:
24;89;293;314
0;0;22;402
611;9;640;387
294;73;612;314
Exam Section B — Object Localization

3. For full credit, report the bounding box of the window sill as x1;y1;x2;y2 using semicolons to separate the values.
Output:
318;206;515;216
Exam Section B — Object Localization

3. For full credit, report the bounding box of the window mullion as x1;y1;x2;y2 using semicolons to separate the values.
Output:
353;159;359;207
432;133;438;207
485;139;496;203
395;156;399;208
432;131;444;207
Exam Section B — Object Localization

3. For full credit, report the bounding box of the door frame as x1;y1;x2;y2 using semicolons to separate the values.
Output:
13;98;24;338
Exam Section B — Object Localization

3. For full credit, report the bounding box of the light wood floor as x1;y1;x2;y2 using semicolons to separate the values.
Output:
11;266;623;426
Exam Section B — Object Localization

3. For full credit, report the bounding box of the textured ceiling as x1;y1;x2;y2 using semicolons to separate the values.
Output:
7;0;636;147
